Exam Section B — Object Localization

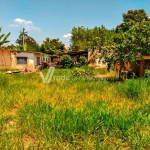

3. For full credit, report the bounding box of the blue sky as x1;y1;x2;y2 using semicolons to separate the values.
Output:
1;0;150;47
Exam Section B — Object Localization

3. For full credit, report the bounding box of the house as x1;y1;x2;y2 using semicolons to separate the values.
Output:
42;53;51;63
50;55;60;63
114;55;150;78
0;49;43;72
11;50;42;72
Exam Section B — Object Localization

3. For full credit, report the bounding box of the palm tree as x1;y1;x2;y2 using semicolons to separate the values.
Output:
0;27;10;47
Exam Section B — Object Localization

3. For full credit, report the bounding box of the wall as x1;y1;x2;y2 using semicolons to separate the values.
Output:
114;62;131;71
95;58;107;68
42;55;51;63
33;53;42;66
11;52;35;71
0;49;11;69
130;61;139;76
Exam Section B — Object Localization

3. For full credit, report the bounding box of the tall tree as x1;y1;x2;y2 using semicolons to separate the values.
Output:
40;38;65;54
0;27;10;47
4;44;15;50
104;9;150;79
70;26;114;51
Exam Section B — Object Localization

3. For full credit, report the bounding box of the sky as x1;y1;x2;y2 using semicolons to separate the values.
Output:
1;0;150;47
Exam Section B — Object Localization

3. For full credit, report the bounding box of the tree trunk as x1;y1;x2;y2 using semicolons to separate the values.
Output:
118;62;124;80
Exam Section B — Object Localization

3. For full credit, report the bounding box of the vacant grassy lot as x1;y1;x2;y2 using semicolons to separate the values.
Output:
0;68;150;149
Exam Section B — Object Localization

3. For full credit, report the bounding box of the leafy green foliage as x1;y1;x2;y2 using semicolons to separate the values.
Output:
0;27;10;47
23;42;27;51
40;38;65;54
15;44;23;51
116;9;150;33
103;9;150;79
73;68;95;78
70;26;114;50
76;56;87;67
4;44;15;50
144;69;150;78
60;55;74;68
16;33;40;51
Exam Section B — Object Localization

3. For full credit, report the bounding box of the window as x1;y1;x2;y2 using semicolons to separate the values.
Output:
17;57;27;64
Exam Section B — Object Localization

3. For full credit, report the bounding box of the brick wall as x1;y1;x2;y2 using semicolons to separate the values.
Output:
0;49;11;69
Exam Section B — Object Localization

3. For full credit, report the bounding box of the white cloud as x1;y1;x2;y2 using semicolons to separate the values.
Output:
63;33;72;38
14;18;26;24
9;24;19;27
9;18;41;31
14;18;32;25
25;24;41;31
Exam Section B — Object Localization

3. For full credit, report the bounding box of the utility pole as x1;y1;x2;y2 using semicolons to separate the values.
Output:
20;28;27;45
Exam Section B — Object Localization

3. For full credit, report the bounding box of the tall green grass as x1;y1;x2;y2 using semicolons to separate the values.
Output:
0;68;150;149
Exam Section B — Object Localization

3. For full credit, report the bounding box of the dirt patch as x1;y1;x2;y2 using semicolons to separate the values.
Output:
22;134;38;149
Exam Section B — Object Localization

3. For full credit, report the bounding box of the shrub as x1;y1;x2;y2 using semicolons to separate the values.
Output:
60;55;74;68
78;56;87;67
144;69;150;78
73;68;95;78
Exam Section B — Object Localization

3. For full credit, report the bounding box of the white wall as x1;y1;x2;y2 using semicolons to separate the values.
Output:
11;52;36;71
95;58;107;68
34;53;42;66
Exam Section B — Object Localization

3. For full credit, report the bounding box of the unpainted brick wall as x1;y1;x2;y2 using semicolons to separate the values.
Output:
0;49;11;69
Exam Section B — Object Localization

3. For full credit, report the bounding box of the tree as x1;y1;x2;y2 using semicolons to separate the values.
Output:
40;38;65;54
70;26;114;51
104;9;150;79
116;9;150;33
16;33;40;51
0;27;10;47
4;44;15;50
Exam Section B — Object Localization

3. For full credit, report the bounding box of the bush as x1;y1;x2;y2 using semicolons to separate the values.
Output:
78;56;87;67
144;69;150;78
73;68;95;78
60;55;74;68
